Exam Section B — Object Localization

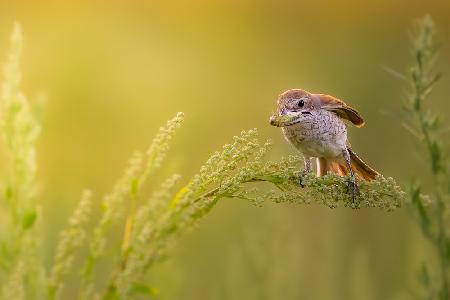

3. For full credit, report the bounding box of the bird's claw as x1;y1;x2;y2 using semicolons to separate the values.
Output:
298;170;311;188
346;177;360;202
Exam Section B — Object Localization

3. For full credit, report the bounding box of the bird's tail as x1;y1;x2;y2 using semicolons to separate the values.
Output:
348;148;379;181
316;149;379;181
317;158;348;177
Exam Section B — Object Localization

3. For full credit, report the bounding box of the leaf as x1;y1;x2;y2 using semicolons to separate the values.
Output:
4;185;13;202
22;209;37;230
446;238;450;261
132;282;159;296
447;179;450;194
417;199;430;229
429;140;441;173
419;263;430;288
130;178;139;197
409;183;430;227
409;182;421;203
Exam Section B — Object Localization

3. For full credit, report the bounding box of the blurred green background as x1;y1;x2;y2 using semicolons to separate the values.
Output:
0;0;449;299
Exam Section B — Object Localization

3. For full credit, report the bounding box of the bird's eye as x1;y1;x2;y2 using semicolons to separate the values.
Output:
298;99;305;108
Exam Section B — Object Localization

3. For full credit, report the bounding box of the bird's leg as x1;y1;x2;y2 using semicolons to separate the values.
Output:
298;156;312;187
342;148;360;201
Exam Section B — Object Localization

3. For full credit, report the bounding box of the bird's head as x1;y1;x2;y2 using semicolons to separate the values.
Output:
269;89;318;127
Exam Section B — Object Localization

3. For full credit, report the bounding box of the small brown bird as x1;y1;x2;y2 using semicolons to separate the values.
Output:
269;89;379;198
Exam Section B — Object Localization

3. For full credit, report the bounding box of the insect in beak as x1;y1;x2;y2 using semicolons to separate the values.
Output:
269;112;303;127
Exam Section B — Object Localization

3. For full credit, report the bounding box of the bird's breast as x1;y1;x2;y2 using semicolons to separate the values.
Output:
282;110;347;158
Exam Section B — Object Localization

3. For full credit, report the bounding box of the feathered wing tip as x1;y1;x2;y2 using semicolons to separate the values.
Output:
316;94;365;127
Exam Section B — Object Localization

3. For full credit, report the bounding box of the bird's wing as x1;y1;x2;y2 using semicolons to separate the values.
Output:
316;94;365;127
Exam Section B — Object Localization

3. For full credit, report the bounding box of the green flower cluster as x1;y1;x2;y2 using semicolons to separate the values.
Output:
270;172;403;211
0;23;44;300
100;126;404;299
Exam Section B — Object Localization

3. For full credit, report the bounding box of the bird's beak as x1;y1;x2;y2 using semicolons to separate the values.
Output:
269;112;302;127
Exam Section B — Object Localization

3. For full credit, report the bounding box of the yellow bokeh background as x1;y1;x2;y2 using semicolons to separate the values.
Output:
0;0;450;299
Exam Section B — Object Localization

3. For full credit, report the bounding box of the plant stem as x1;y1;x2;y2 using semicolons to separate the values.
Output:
406;15;450;300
